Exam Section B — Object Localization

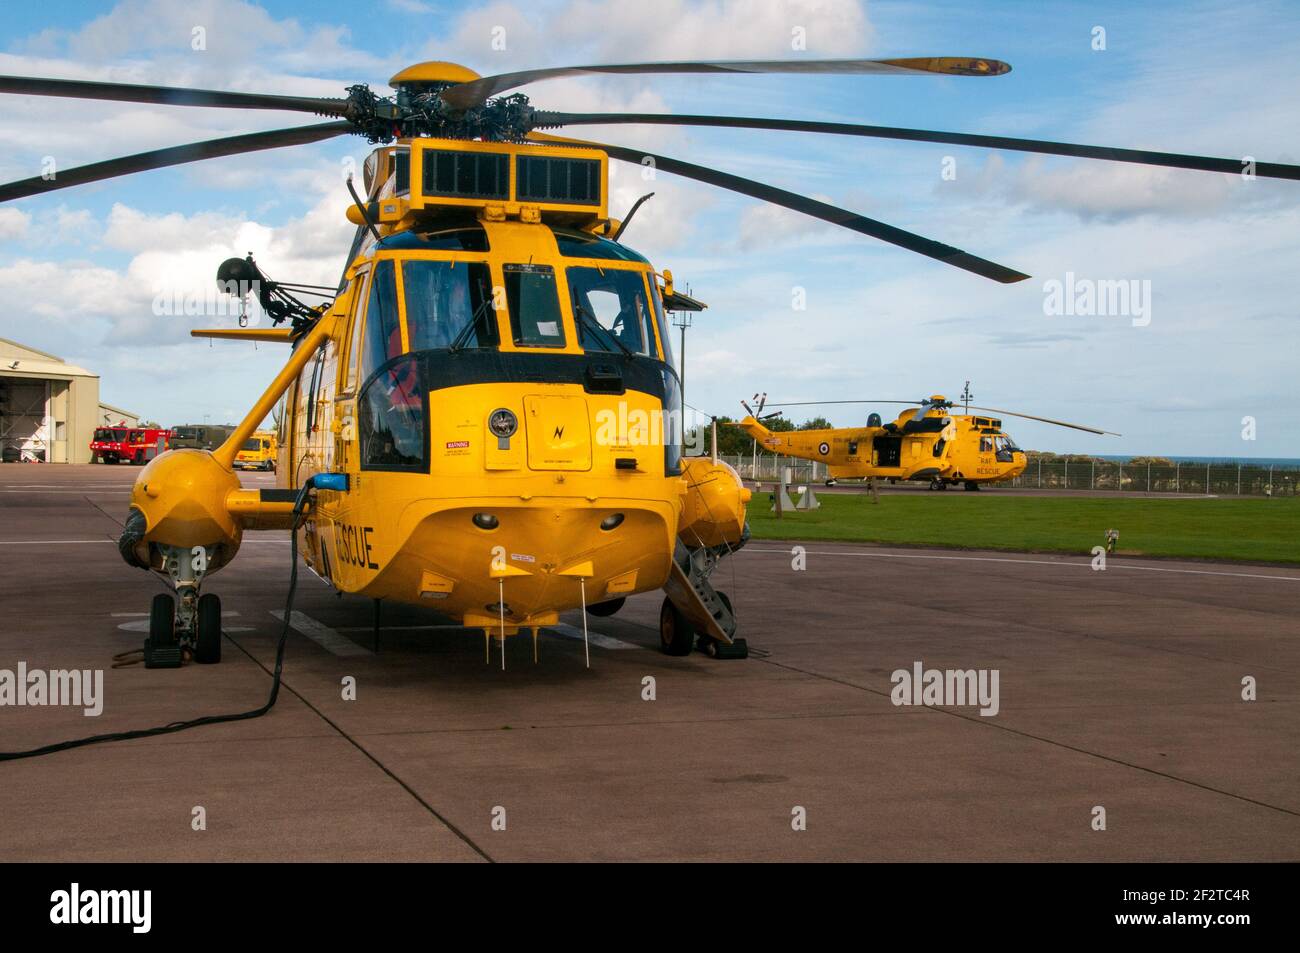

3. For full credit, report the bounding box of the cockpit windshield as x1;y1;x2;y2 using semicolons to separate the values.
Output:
503;264;565;348
567;266;654;356
993;434;1020;461
402;260;497;350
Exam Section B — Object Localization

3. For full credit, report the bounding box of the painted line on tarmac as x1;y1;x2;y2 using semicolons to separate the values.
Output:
337;623;465;633
745;547;1300;582
1;480;131;485
116;618;254;634
335;621;637;650
0;489;130;493
270;610;373;657
112;611;242;618
547;623;636;649
0;538;289;546
0;539;114;545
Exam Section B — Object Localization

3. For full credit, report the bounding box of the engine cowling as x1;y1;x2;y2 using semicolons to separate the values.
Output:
678;457;751;550
122;449;243;574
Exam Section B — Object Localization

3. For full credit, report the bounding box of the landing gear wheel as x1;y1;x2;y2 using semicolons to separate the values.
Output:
587;596;625;618
194;592;222;664
145;593;182;669
929;478;946;491
659;597;695;656
149;593;175;644
825;478;837;486
964;481;981;491
696;592;749;659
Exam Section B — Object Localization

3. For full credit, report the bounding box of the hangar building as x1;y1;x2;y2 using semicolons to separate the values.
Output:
0;337;139;464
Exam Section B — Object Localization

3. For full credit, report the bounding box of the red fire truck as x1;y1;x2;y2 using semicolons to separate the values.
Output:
90;426;172;465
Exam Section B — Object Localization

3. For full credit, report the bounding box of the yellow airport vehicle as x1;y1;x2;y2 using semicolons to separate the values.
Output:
739;395;1118;491
232;430;277;472
1;56;1292;670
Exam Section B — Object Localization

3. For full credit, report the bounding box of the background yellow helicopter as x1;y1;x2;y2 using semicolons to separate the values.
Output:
738;393;1119;491
1;53;1295;678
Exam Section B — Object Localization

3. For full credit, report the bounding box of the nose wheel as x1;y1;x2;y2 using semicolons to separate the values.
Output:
141;543;225;667
143;578;223;668
194;592;223;664
144;590;224;667
145;593;182;668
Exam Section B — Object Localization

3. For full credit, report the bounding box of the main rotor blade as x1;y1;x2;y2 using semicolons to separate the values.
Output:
441;56;1010;110
0;75;348;116
766;400;922;407
965;405;1120;436
764;399;1118;434
552;135;1028;283
539;112;1300;181
0;122;353;203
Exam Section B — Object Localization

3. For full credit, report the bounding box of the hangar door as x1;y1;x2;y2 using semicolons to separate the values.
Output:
0;377;50;462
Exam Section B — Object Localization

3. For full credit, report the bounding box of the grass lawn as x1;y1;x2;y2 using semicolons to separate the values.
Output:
745;492;1300;563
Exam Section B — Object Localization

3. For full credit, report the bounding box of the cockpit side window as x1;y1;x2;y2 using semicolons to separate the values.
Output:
359;259;400;388
649;278;672;365
403;260;497;350
343;268;369;393
503;264;565;348
567;266;654;356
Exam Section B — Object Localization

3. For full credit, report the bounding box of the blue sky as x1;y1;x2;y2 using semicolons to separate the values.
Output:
1;0;1297;457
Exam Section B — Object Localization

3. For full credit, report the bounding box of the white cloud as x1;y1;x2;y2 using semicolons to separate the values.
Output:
549;0;872;61
737;196;840;248
944;153;1296;223
0;208;31;240
418;0;872;77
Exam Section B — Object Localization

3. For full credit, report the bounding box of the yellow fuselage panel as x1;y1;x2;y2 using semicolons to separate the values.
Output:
298;380;683;624
523;394;592;470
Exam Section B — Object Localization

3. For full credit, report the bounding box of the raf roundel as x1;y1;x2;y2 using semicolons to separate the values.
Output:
818;442;830;456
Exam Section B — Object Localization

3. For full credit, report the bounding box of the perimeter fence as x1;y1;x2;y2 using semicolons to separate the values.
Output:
713;453;1300;497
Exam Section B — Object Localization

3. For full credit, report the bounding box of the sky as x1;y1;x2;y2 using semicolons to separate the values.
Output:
0;0;1297;457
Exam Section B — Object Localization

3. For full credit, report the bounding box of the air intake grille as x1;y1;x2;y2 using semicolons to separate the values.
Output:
422;150;509;200
516;155;601;205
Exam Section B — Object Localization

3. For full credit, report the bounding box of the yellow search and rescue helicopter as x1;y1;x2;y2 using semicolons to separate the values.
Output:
739;393;1119;491
2;56;1295;669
